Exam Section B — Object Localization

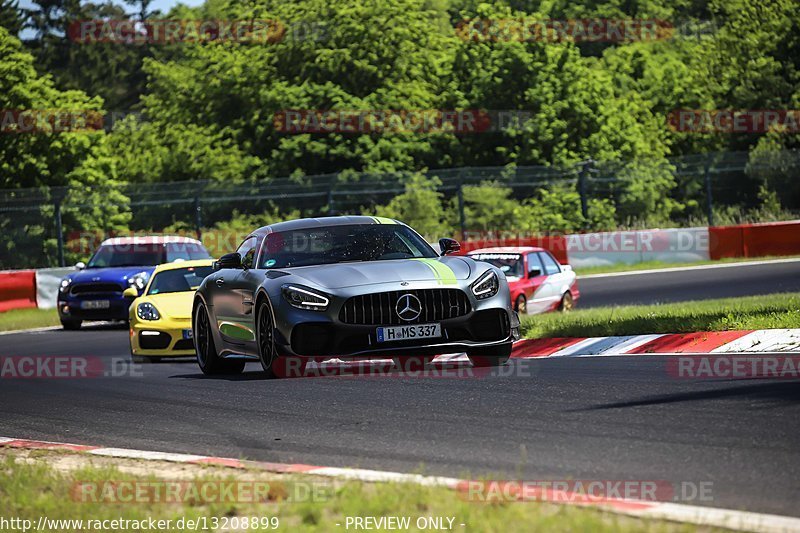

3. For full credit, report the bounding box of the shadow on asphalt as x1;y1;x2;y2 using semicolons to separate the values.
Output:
168;361;488;381
169;371;269;381
571;381;800;411
68;321;128;332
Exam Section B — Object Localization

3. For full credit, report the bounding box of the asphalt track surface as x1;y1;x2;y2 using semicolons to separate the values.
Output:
578;259;800;308
1;323;799;518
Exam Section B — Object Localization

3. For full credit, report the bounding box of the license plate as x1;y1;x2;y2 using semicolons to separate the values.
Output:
377;323;441;343
80;300;110;310
182;329;193;340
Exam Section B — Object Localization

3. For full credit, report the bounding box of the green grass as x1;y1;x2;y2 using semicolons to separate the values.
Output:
521;293;800;339
573;255;800;276
0;453;715;532
0;308;59;332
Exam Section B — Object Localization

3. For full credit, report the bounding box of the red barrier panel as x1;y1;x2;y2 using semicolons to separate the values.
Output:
742;221;800;257
0;270;37;312
710;221;800;260
457;235;570;264
708;226;744;259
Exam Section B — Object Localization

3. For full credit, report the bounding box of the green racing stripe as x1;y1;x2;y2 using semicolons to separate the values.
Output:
413;258;458;286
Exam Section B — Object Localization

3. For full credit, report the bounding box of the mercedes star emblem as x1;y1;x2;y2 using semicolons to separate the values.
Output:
395;294;422;321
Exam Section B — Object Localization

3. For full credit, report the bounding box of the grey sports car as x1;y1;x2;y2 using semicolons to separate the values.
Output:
192;216;520;378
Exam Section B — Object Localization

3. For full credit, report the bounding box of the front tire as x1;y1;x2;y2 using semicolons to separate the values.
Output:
61;319;82;330
195;302;245;375
514;295;527;315
559;291;574;312
467;343;512;367
257;300;306;378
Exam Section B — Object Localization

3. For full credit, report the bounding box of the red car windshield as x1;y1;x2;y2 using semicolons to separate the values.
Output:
469;253;524;278
87;242;209;268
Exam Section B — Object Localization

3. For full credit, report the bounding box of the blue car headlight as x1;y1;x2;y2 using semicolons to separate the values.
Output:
471;270;499;299
59;278;73;294
282;285;330;311
136;302;161;321
127;271;149;292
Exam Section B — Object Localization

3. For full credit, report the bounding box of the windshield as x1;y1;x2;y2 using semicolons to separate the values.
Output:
165;242;211;261
258;224;438;268
469;253;523;278
147;266;214;295
87;244;165;268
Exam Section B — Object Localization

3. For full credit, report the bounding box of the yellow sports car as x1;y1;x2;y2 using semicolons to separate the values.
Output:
126;259;215;363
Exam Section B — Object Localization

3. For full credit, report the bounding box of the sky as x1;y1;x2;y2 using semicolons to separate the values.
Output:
17;0;206;39
19;0;205;17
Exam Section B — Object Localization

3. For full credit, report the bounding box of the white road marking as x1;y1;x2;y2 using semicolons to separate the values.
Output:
0;321;107;336
579;257;800;279
626;501;800;533
309;467;461;488
88;448;206;462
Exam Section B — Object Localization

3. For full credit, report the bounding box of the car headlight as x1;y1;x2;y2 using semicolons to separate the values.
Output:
136;302;161;321
127;271;149;292
59;278;73;294
281;285;330;311
471;270;499;299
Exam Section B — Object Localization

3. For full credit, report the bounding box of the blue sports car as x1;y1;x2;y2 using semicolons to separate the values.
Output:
57;236;211;329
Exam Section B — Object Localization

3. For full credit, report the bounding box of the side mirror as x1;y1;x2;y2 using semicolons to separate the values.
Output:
528;268;542;278
214;252;242;271
438;238;461;256
75;262;86;270
122;287;138;299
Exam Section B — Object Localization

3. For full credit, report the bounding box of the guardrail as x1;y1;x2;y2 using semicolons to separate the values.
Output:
0;270;37;312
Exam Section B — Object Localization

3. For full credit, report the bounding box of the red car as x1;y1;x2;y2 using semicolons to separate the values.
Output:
467;247;580;315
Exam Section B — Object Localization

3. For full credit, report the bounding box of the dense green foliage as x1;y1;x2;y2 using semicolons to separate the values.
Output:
1;0;799;266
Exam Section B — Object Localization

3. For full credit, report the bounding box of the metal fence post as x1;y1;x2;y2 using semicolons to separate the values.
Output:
194;196;202;240
55;199;65;267
577;160;592;226
704;160;715;227
457;173;467;239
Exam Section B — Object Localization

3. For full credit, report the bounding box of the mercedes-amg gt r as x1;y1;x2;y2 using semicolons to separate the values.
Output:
192;216;519;378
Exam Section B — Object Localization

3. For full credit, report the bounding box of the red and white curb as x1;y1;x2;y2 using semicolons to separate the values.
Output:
507;329;800;359
2;436;799;533
299;330;800;373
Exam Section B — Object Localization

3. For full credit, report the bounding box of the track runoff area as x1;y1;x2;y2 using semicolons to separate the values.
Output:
1;259;799;532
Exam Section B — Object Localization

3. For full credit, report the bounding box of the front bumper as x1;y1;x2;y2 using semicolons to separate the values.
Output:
58;294;132;322
275;307;520;358
130;319;195;357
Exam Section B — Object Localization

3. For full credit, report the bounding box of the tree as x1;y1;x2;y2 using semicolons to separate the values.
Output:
0;0;22;35
374;174;452;237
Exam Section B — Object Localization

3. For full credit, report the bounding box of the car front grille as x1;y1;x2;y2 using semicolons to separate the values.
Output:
70;283;124;295
138;331;171;350
172;339;194;351
339;289;471;325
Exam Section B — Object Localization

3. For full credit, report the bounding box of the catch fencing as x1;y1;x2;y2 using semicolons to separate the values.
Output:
0;150;798;269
